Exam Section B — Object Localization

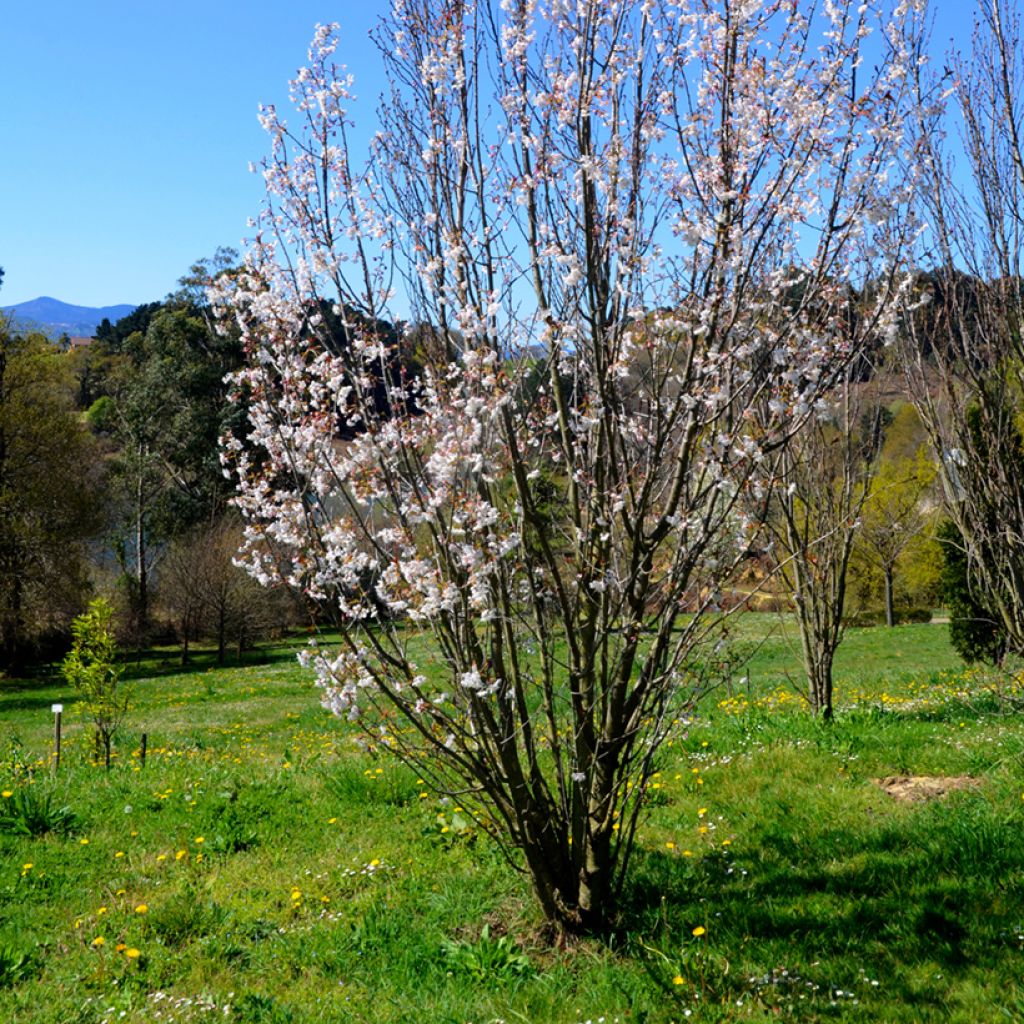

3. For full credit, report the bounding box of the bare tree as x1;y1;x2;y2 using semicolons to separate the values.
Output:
768;369;879;719
900;0;1024;655
217;1;923;935
161;517;294;664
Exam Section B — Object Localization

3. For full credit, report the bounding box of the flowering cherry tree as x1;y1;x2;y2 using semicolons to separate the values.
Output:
217;0;923;935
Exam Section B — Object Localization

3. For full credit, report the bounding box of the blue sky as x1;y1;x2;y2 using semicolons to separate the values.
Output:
2;1;976;308
2;1;382;307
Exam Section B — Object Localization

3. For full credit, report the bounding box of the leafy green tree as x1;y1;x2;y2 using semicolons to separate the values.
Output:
938;519;1006;665
855;450;937;626
62;598;128;768
0;320;103;672
91;257;245;639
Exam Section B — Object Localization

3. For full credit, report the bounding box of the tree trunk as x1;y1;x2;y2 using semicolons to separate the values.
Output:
135;452;148;642
884;566;895;627
217;603;226;665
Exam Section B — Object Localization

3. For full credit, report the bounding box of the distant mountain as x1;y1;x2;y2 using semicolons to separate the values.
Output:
1;296;138;338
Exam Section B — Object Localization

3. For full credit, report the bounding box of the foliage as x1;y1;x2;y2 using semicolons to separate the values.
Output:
938;520;1006;665
62;598;129;768
219;1;923;935
853;448;938;626
84;256;244;642
0;320;104;671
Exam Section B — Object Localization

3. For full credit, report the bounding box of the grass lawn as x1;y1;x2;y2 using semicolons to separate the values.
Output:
1;619;1023;1023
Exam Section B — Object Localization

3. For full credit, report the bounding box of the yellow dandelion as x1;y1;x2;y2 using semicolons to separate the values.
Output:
1;790;12;798
327;817;337;824
156;854;167;862
673;975;684;986
79;838;90;845
692;926;706;937
135;904;148;915
125;948;141;959
115;851;125;859
194;836;204;844
91;936;105;947
175;850;187;860
115;943;127;952
665;842;675;850
22;863;32;871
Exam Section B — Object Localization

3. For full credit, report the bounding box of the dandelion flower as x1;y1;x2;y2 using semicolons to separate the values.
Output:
1;790;12;798
135;904;148;914
692;926;706;937
175;850;187;861
22;863;32;871
115;851;125;859
79;838;90;845
91;936;105;947
125;948;140;959
194;836;204;844
673;975;684;986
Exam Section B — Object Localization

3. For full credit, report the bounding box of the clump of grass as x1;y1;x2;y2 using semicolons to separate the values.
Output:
441;924;535;983
0;786;77;837
0;942;33;988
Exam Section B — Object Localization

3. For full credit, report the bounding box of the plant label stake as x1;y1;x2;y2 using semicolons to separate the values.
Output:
51;704;63;770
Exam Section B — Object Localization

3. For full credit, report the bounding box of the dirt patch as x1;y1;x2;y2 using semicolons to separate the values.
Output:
874;775;980;803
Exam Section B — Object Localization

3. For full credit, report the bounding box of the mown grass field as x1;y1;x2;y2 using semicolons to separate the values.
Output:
2;620;1024;1023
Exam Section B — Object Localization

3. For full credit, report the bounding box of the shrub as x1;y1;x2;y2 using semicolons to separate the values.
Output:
62;598;129;768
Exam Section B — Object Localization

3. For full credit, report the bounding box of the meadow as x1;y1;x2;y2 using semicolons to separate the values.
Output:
2;619;1024;1023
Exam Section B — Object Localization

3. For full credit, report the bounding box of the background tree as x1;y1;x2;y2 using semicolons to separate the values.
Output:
855;449;937;626
0;319;103;672
219;2;923;935
160;516;298;665
938;519;1007;664
89;258;244;641
900;0;1024;657
768;371;879;719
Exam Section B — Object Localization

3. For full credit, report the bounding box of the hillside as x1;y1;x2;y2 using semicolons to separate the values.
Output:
1;296;137;338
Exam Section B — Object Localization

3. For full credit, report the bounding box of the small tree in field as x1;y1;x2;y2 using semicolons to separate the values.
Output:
768;369;880;720
62;599;128;770
218;1;923;935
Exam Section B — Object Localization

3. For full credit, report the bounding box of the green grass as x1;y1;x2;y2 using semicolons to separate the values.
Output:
1;620;1024;1023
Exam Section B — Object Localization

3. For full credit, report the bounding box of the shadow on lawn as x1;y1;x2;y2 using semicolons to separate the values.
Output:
618;797;1024;1016
0;635;314;713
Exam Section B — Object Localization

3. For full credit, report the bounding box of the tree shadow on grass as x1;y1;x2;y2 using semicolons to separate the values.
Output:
616;800;1023;1017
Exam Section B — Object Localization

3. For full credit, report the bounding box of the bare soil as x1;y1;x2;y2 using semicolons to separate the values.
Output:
874;774;980;803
